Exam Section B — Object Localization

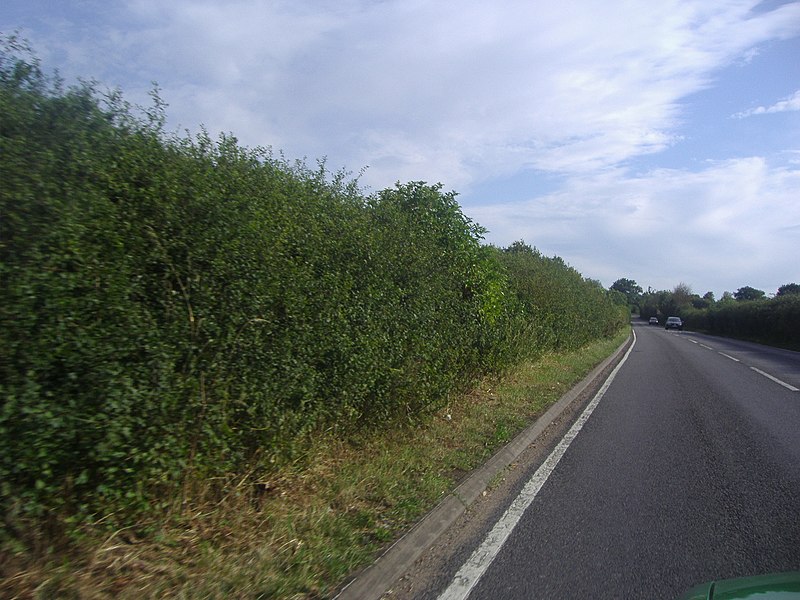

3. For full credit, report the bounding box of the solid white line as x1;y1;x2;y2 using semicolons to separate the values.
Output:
750;367;799;392
718;352;740;362
437;331;638;600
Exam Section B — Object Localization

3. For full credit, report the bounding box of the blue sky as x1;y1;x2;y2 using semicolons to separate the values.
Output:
3;1;799;297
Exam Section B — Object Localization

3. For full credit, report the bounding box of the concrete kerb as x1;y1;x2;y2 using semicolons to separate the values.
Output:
334;332;633;600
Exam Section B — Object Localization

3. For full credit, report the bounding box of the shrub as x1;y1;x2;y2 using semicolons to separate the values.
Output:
688;295;800;349
0;40;627;539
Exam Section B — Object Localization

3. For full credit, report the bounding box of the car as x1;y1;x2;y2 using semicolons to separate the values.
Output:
679;570;800;599
649;317;658;325
665;316;683;330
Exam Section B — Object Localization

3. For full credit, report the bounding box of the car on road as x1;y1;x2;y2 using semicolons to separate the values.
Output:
649;317;659;325
665;316;683;330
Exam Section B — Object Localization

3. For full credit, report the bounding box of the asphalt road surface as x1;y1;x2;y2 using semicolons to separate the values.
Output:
427;322;800;599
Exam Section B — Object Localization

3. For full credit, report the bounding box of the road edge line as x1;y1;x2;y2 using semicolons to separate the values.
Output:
437;328;637;600
334;329;635;600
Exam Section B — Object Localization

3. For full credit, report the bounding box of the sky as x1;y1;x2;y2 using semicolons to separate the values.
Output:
3;0;800;298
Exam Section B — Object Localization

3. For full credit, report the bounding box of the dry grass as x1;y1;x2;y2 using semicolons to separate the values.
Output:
1;329;629;599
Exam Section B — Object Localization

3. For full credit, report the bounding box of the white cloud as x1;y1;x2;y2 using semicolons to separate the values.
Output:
7;0;800;295
733;89;800;118
468;158;800;296
21;0;798;190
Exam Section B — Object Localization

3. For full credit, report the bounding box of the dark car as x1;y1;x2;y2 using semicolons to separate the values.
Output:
649;317;658;325
679;571;800;599
665;316;683;330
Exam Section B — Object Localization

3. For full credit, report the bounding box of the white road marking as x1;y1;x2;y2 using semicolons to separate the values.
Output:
686;337;795;389
750;367;799;392
437;331;638;600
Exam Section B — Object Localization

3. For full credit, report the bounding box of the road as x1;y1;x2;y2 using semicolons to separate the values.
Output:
409;322;800;599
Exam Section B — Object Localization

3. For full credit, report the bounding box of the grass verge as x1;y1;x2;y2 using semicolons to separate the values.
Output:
1;328;630;599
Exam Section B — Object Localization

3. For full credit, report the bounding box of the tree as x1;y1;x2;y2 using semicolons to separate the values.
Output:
610;278;642;310
734;286;766;302
672;282;693;307
608;289;628;307
638;290;660;319
504;240;535;255
777;283;800;297
692;291;715;309
585;278;603;289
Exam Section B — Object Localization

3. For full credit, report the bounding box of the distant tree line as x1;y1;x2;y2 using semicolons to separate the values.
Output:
0;39;628;540
609;277;800;350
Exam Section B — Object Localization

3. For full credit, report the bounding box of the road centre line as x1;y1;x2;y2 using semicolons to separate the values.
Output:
436;331;638;600
685;335;796;390
750;367;800;392
686;337;795;389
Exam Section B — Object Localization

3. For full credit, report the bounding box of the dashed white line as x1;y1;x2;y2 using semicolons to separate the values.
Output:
437;332;638;600
750;367;799;392
687;339;795;388
687;338;795;390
